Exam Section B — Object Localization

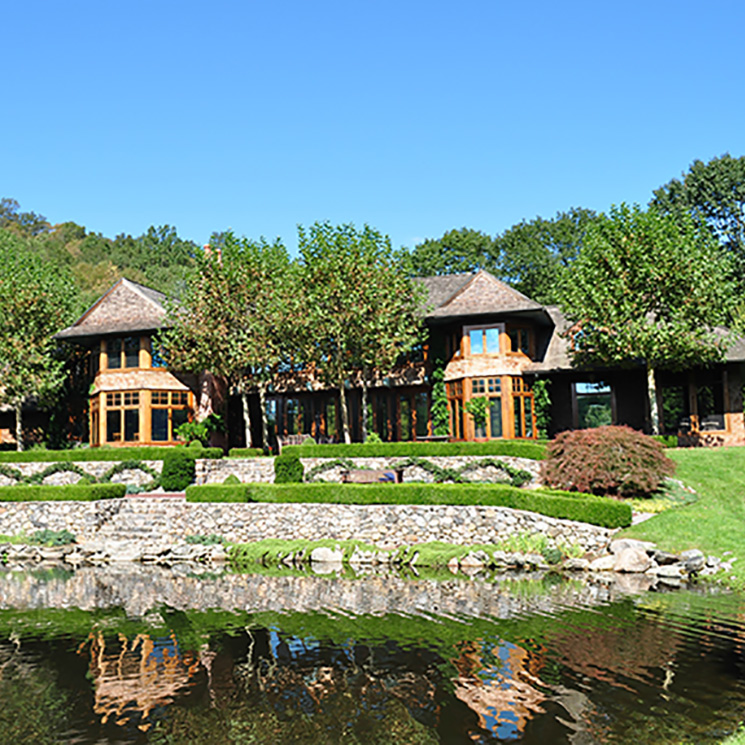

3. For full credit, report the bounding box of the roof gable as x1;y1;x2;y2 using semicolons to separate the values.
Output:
423;270;541;319
56;278;168;341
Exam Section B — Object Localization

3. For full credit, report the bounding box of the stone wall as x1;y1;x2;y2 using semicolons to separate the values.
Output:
0;497;613;552
0;461;162;487
195;456;542;485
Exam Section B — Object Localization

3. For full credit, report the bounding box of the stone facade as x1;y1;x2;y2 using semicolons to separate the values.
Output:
0;497;613;552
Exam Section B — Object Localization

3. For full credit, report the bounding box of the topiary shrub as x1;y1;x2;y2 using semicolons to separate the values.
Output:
160;449;197;491
223;474;241;485
542;425;675;498
274;453;304;484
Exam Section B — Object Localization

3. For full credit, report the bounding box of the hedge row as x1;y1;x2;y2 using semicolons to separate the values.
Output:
184;482;631;528
0;484;126;501
0;446;223;463
281;440;547;460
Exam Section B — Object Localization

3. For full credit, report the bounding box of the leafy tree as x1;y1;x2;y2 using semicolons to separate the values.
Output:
560;204;735;434
111;225;198;297
651;154;745;277
299;222;424;443
405;228;495;276
0;231;78;450
495;207;597;304
0;198;50;237
162;234;299;448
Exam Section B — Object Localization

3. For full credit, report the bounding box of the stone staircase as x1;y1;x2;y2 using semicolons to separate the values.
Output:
94;496;187;544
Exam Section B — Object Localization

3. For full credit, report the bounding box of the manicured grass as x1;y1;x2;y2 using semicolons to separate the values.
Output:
622;447;745;587
0;446;223;463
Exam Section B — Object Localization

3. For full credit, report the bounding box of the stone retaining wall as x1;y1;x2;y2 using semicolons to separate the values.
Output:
0;460;163;487
195;456;542;485
0;497;613;551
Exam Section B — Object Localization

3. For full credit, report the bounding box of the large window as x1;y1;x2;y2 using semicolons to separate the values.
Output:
465;324;503;355
574;382;613;429
106;391;140;442
508;328;531;356
151;390;190;442
512;377;534;438
106;337;141;370
470;378;503;438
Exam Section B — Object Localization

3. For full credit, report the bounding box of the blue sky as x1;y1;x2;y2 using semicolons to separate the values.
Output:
3;0;744;253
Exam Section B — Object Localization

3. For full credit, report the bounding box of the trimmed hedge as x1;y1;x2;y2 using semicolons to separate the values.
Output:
185;482;631;528
160;450;196;491
282;440;547;460
274;453;304;484
228;448;267;458
0;484;126;501
0;447;223;463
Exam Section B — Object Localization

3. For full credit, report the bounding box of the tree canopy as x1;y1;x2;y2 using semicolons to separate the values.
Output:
0;231;78;450
299;222;424;443
405;208;596;305
559;203;736;433
651;154;745;279
161;235;298;448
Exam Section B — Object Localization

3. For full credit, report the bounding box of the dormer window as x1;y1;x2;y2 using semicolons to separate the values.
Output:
466;324;503;355
508;328;532;356
105;336;143;370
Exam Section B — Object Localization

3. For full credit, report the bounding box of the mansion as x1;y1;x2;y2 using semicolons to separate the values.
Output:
50;271;745;449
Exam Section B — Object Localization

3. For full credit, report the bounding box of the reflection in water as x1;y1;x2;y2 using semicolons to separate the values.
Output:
0;567;744;743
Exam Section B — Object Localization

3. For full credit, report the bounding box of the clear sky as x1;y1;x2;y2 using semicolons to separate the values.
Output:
3;0;744;253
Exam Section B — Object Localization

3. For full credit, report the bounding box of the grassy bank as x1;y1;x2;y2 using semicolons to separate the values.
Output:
623;447;745;588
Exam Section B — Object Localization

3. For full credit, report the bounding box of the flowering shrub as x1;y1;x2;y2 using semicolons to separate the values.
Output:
541;425;675;498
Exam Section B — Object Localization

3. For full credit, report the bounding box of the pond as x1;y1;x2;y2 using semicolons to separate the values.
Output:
0;565;744;744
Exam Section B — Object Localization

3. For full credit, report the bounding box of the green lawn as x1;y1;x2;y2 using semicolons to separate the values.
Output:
622;447;745;588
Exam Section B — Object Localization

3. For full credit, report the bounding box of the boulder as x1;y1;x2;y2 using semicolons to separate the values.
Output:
613;547;653;573
649;564;684;579
652;550;680;566
609;538;656;555
680;549;705;573
588;555;616;571
564;557;590;571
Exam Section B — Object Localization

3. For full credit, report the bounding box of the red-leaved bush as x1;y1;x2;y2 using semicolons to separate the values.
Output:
541;425;675;498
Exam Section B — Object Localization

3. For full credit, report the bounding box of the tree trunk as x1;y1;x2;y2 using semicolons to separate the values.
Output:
258;381;269;452
338;380;351;444
647;364;660;435
241;390;253;449
14;400;23;452
360;369;370;442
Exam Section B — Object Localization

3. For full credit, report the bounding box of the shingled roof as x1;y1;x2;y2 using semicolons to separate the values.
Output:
415;270;542;320
56;278;168;342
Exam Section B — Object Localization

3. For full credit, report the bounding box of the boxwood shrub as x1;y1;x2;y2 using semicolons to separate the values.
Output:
0;446;222;463
274;453;304;484
0;484;126;501
282;440;547;460
185;482;631;528
160;450;197;491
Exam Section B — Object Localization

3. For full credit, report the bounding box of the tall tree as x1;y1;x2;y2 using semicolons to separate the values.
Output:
651;154;745;277
495;207;596;304
161;233;298;448
560;204;735;434
299;222;424;443
0;232;78;450
405;228;495;277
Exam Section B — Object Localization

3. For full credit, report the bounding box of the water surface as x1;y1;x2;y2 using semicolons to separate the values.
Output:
0;565;743;744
